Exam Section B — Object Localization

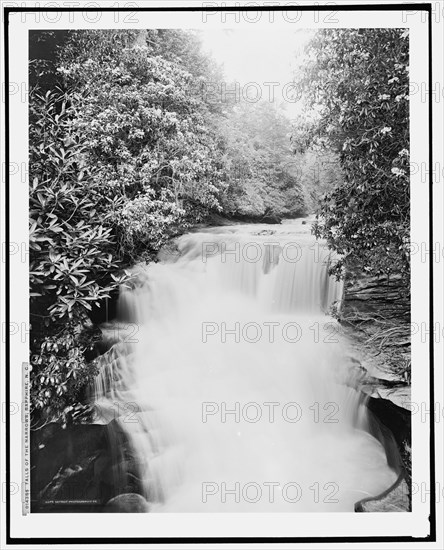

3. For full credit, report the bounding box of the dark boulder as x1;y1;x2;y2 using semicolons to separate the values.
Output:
31;420;144;512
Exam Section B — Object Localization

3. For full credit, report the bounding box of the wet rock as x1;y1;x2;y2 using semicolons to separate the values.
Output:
339;358;411;511
341;358;411;512
354;405;410;513
371;386;411;410
31;420;143;512
253;229;276;236
157;241;181;262
106;493;150;512
31;423;108;496
337;357;412;512
339;261;412;511
366;395;410;454
31;422;63;453
356;475;410;512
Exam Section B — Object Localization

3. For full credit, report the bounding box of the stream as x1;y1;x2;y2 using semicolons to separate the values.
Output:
91;219;398;512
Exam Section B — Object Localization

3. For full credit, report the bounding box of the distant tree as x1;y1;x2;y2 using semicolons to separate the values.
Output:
220;101;307;219
298;146;344;213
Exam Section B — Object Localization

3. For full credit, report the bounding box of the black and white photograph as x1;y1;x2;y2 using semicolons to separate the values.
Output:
1;1;443;547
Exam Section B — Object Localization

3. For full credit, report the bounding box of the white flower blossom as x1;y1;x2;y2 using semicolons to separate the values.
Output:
391;167;405;177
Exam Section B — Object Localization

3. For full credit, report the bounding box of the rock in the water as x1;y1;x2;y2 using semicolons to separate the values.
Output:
106;493;150;513
254;229;275;236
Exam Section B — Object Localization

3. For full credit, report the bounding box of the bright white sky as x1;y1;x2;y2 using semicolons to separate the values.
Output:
197;29;312;119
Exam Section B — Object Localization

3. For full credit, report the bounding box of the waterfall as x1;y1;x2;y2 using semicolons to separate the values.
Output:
91;220;396;512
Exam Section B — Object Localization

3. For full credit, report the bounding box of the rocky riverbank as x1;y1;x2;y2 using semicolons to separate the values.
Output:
31;417;148;512
339;263;411;512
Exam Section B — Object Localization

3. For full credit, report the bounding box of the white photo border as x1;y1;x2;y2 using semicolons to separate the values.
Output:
2;0;439;546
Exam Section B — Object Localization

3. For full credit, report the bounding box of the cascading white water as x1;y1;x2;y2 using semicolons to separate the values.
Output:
92;219;397;512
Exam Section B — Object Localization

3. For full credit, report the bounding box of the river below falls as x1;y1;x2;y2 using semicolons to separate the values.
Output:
92;219;398;512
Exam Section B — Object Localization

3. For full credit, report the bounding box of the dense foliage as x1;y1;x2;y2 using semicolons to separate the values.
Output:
29;87;130;418
293;29;409;278
57;30;228;258
29;29;308;421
